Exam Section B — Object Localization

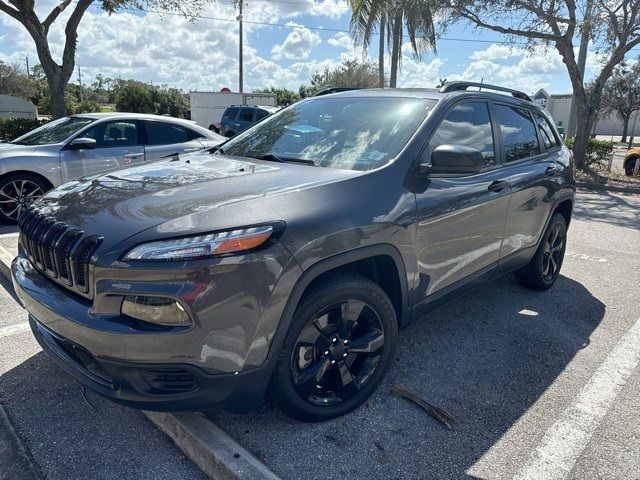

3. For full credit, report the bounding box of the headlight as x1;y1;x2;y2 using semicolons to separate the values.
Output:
123;225;274;261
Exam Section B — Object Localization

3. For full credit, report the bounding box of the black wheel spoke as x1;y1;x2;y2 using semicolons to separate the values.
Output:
337;361;360;392
348;329;384;355
338;299;366;338
293;357;331;396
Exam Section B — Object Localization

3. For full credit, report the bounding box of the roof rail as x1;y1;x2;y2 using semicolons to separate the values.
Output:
313;87;362;97
439;81;532;102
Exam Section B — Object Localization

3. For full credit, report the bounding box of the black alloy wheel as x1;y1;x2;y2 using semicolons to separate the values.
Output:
272;273;397;421
290;298;385;407
542;221;564;282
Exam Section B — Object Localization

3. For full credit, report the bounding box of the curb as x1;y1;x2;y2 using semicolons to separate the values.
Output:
145;412;280;480
0;240;280;480
0;243;14;281
576;181;640;195
0;404;43;480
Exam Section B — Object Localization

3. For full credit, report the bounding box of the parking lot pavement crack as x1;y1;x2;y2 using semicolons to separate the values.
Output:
0;403;43;480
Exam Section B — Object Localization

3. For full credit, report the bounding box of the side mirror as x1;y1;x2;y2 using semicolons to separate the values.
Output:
68;137;97;150
418;145;484;175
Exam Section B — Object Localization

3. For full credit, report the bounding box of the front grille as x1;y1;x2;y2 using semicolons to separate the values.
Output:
18;207;102;296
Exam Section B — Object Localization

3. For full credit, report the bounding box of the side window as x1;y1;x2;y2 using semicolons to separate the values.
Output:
429;102;496;167
255;110;269;121
534;113;560;150
495;105;541;162
146;122;188;145
223;108;238;120
186;128;205;141
239;108;255;122
82;120;138;148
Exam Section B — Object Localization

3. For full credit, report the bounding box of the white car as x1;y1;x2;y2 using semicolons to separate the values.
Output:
0;113;225;223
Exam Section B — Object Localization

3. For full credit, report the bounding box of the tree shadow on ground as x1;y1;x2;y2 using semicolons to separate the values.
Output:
573;189;640;230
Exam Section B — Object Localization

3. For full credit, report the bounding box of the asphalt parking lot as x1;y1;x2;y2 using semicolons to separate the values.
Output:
1;188;639;480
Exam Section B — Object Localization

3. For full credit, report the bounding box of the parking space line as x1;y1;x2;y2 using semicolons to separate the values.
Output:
0;322;30;339
514;317;640;480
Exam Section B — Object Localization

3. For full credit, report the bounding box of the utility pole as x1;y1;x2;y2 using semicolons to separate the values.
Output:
237;1;243;93
567;0;594;138
25;57;30;78
78;66;84;103
378;13;385;88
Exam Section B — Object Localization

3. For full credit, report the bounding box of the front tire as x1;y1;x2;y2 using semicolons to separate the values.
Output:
625;158;638;176
515;213;567;290
0;174;49;224
272;273;398;422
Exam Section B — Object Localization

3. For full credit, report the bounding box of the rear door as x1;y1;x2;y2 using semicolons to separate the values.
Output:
60;119;144;182
413;100;511;299
143;120;205;162
494;104;561;264
237;108;256;132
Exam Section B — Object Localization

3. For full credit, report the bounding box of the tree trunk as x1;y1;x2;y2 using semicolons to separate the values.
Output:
44;67;68;118
378;13;385;88
621;115;630;143
389;11;402;88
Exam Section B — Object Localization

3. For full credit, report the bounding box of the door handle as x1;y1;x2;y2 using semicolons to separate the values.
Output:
488;180;509;192
545;164;560;176
183;147;200;153
124;153;144;159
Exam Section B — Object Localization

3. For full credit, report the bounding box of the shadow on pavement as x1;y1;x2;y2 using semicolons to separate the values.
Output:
574;190;640;229
208;274;605;480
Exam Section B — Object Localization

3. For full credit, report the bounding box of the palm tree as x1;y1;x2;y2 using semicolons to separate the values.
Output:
348;0;438;88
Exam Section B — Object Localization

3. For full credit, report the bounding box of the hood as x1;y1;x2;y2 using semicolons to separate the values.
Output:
34;152;359;247
0;143;41;155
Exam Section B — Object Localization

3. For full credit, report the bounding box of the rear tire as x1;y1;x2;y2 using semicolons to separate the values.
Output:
0;173;50;224
515;213;567;290
271;272;398;422
625;158;638;176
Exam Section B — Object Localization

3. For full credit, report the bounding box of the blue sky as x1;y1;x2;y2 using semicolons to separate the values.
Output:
0;0;631;95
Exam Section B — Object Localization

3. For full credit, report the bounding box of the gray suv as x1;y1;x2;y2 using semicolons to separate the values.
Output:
12;83;575;421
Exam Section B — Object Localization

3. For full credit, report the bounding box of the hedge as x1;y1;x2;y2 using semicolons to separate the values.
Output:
565;137;614;168
0;118;49;142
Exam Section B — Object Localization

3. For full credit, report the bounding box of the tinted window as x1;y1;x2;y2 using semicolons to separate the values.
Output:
186;128;205;141
495;105;540;162
429;102;495;167
223;108;238;120
239;108;254;122
146;122;187;145
255;110;269;120
222;97;436;171
534;113;559;150
83;120;138;148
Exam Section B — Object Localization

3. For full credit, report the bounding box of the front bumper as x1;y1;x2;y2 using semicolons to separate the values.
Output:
12;255;276;411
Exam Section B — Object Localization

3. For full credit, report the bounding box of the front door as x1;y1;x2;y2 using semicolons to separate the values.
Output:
60;119;145;183
413;100;511;300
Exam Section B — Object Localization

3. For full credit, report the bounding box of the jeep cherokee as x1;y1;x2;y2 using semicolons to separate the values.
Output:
12;82;575;421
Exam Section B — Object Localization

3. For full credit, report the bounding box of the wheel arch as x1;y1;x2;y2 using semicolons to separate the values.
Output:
266;244;410;361
0;170;55;191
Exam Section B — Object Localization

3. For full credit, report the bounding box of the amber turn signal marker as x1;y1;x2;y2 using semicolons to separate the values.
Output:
215;229;273;254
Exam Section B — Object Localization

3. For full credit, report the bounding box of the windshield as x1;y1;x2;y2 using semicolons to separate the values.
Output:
221;96;436;171
12;116;95;145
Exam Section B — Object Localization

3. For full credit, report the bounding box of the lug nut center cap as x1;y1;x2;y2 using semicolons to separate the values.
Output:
329;343;347;360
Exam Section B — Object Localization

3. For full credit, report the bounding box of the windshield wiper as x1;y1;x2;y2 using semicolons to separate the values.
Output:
248;153;316;166
209;145;225;155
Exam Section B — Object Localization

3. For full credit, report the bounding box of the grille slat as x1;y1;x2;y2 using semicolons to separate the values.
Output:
17;207;102;297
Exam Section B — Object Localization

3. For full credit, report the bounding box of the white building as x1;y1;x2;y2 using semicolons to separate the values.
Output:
189;91;277;128
0;94;38;119
533;89;640;138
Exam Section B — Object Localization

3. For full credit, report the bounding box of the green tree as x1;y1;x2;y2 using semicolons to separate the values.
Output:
0;60;35;100
115;81;154;113
600;59;640;143
348;0;437;88
0;0;211;119
309;59;382;92
253;87;300;106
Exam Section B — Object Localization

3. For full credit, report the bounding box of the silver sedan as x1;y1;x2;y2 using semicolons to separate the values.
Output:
0;113;225;223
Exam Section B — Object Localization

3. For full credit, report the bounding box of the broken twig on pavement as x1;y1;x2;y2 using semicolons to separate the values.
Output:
391;383;454;430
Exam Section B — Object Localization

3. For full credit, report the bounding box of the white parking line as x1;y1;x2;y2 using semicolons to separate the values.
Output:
513;316;640;480
0;322;30;339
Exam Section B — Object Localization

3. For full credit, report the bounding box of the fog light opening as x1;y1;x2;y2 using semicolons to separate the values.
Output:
122;295;191;326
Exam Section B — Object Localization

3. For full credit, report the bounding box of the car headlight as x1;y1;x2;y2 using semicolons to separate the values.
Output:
123;225;274;261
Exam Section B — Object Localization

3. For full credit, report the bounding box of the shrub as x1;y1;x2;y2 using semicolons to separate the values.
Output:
0;118;48;142
565;137;614;168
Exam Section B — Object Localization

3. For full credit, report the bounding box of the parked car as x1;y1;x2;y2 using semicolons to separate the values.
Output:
219;104;280;137
0;113;225;223
12;82;575;422
623;146;640;176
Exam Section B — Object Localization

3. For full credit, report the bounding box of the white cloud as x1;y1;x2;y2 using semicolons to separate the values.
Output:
271;23;321;60
328;32;352;50
469;43;522;61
